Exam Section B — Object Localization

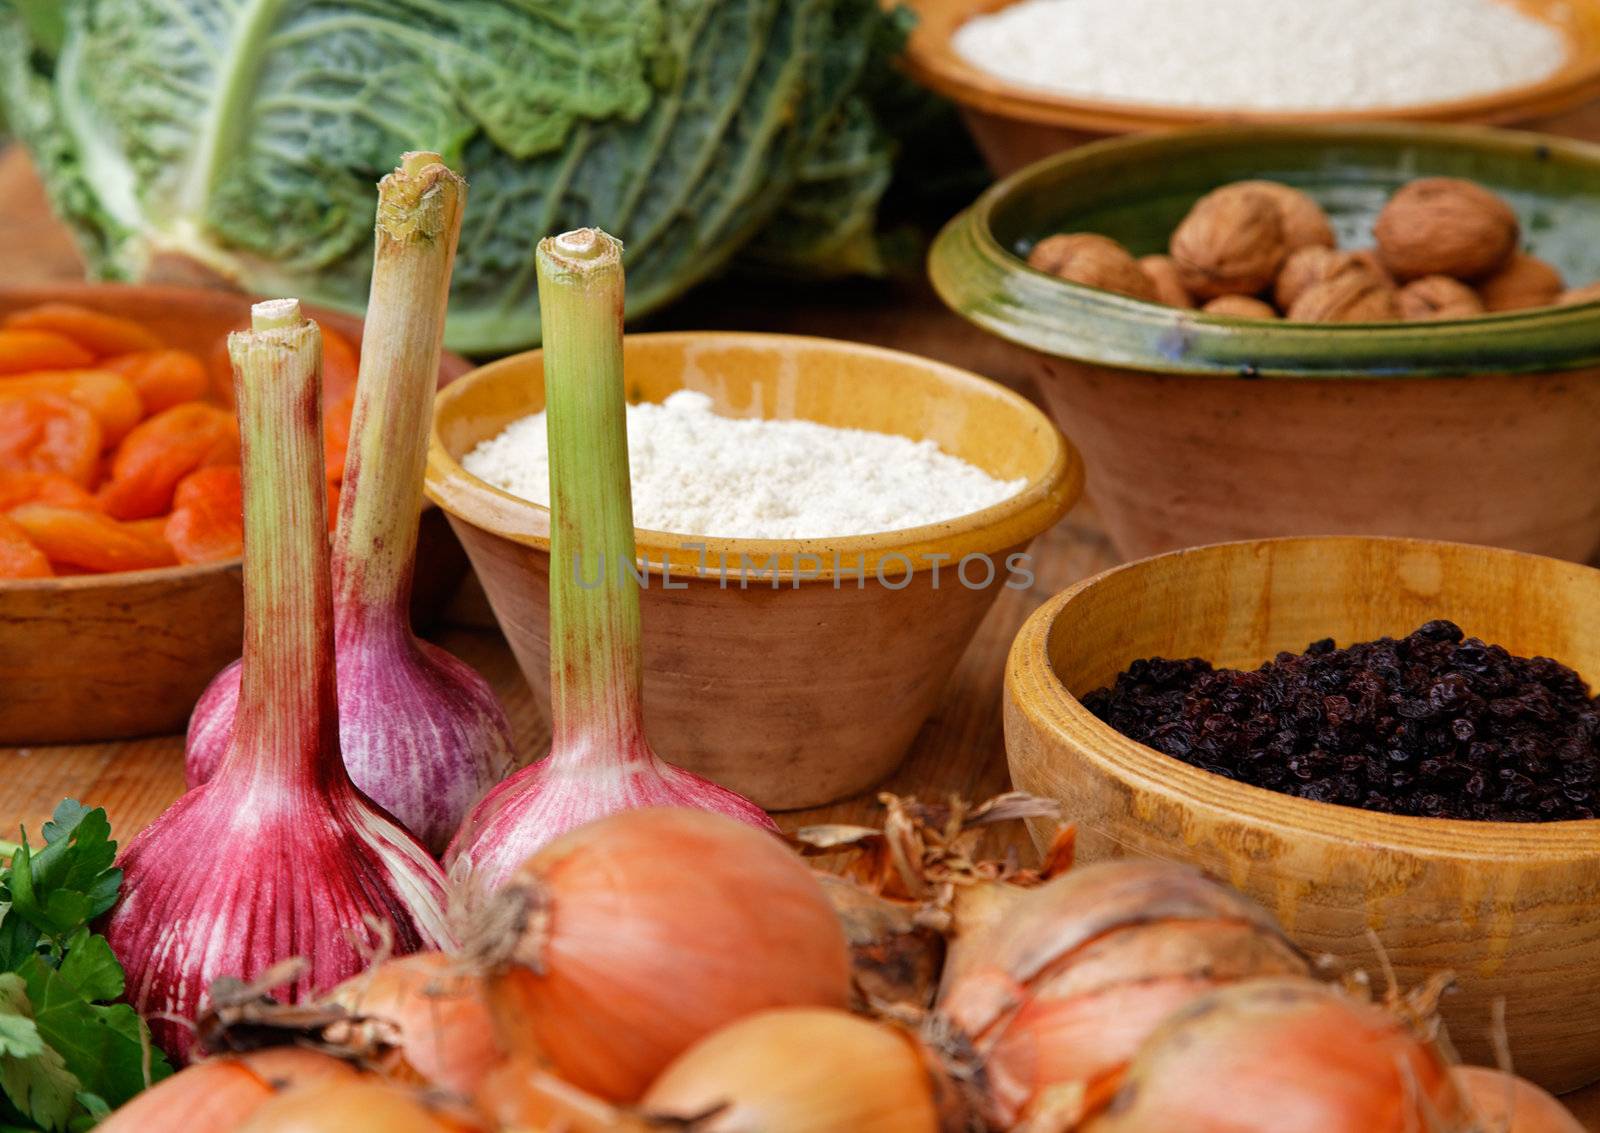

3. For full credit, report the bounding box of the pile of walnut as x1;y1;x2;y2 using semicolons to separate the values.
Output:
1028;176;1600;321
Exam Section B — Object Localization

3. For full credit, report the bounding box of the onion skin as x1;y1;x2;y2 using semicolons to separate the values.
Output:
1082;978;1474;1133
327;952;500;1097
642;1008;943;1133
234;1077;485;1133
107;302;452;1062
471;807;851;1103
477;1059;656;1133
936;861;1307;1128
97;1049;358;1133
1455;1066;1586;1133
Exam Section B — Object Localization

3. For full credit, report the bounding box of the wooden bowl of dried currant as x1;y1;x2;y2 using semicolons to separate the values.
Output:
1005;535;1600;1092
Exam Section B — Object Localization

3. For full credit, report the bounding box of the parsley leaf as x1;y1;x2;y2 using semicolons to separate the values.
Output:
0;802;171;1131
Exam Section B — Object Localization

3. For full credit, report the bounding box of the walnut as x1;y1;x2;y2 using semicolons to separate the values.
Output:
1202;295;1278;319
1397;276;1485;321
1347;248;1396;288
1557;281;1600;307
1373;178;1518;282
1138;254;1194;308
1236;180;1336;253
1275;246;1355;310
1287;269;1400;323
1170;184;1288;299
1477;253;1564;312
1028;233;1158;301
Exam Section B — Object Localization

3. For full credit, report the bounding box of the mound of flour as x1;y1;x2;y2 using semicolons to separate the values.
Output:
461;390;1027;539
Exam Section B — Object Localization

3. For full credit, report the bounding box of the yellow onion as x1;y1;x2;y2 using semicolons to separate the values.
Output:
1083;978;1474;1133
935;860;1307;1129
469;806;851;1102
97;1048;358;1132
476;1059;655;1132
1455;1066;1586;1133
326;952;500;1097
235;1077;485;1133
643;1008;953;1132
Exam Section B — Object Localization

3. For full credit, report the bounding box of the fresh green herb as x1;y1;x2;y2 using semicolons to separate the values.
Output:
0;801;170;1132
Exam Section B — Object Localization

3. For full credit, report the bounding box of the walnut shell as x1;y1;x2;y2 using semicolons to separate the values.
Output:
1373;178;1519;282
1477;253;1564;312
1138;254;1194;308
1287;269;1400;323
1236;180;1336;253
1028;233;1158;301
1347;249;1397;288
1274;246;1354;310
1170;184;1288;299
1557;281;1600;307
1397;276;1485;321
1202;295;1278;320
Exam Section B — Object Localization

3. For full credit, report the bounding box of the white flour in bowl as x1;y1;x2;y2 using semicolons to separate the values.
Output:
953;0;1567;111
461;390;1028;539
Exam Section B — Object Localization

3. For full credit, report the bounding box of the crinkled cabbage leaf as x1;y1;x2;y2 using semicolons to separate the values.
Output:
0;0;902;352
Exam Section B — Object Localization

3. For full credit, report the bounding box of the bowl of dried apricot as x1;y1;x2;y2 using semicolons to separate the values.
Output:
929;122;1600;563
0;284;470;744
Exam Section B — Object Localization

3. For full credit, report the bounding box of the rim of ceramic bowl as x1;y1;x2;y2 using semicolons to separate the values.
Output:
426;330;1084;580
930;122;1600;378
1007;535;1600;859
0;282;468;590
904;0;1600;134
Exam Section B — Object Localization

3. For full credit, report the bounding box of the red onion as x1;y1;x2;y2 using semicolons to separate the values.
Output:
186;153;518;854
444;229;773;897
106;300;452;1062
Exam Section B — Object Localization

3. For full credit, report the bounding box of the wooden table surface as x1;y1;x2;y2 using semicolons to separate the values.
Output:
2;145;1596;1122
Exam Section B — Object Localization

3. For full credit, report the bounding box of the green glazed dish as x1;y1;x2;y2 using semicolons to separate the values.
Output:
930;123;1600;377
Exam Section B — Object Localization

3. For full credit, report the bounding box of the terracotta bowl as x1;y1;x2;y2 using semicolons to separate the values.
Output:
903;0;1600;174
1005;535;1600;1090
930;123;1600;564
426;331;1082;810
0;284;471;744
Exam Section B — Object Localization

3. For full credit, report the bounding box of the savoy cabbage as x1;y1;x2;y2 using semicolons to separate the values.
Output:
0;0;904;352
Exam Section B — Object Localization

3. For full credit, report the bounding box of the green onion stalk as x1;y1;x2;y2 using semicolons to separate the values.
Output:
445;228;775;899
106;300;451;1064
183;153;519;854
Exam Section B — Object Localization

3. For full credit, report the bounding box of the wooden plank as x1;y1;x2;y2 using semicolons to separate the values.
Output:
2;144;1597;1124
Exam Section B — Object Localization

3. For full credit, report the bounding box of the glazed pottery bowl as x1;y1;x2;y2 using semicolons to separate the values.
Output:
1005;535;1600;1090
904;0;1600;174
0;284;470;744
426;331;1082;810
930;123;1600;563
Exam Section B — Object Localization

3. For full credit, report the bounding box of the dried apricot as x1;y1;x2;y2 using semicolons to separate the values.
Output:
321;325;360;404
323;392;355;483
207;336;237;408
3;303;163;357
0;329;95;374
98;403;239;520
104;349;209;414
164;465;242;564
10;504;178;573
1;371;142;448
0;394;102;485
0;469;99;513
0;514;51;578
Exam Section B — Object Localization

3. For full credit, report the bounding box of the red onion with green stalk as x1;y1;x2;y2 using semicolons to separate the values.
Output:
106;299;453;1063
444;228;775;898
185;153;519;854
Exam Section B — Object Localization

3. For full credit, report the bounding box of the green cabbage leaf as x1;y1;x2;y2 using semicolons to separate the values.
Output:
0;0;903;352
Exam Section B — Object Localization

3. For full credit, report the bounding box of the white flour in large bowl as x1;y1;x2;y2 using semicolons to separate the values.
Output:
461;390;1027;539
953;0;1568;111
